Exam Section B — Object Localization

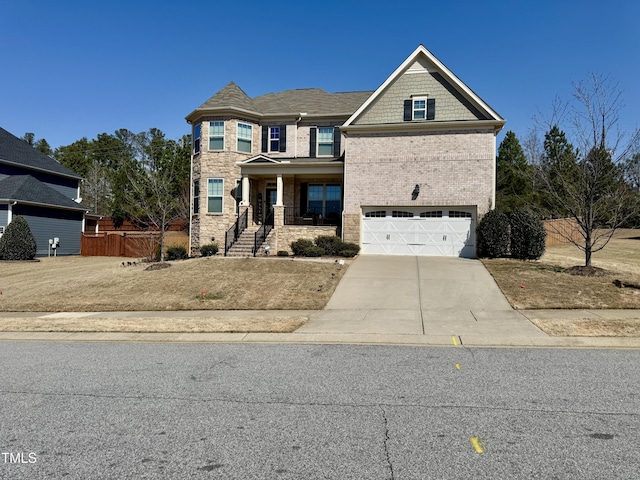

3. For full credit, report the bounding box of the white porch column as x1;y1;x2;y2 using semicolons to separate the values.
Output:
276;174;284;206
241;175;250;206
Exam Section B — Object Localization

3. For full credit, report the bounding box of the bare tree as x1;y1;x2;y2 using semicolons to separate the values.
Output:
122;131;189;262
534;74;640;268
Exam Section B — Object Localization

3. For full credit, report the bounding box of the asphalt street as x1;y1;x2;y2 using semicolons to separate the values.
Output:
1;342;638;479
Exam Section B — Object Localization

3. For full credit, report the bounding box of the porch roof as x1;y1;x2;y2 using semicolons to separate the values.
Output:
237;155;344;175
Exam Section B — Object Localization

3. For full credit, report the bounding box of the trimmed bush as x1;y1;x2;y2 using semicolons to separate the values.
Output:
338;242;360;258
302;246;324;257
166;246;188;260
0;216;37;260
291;239;314;256
277;250;289;257
200;243;219;257
314;235;344;255
476;210;509;258
509;210;546;260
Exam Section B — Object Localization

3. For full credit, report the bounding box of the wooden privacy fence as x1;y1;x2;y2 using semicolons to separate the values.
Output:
543;218;583;247
81;232;158;258
81;231;188;258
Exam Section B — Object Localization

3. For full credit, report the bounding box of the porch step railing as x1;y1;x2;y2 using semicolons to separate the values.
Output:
284;206;341;226
254;208;274;256
224;208;248;256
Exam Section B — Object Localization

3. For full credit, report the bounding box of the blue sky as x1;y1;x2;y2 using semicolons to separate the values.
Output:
1;0;638;150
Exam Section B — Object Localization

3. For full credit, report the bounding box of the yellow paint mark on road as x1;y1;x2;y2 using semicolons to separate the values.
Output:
452;336;458;346
455;364;461;370
470;437;484;454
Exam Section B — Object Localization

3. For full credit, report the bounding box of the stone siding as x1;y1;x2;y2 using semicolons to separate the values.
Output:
278;226;338;254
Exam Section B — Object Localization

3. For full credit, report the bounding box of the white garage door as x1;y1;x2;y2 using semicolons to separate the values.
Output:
361;208;475;257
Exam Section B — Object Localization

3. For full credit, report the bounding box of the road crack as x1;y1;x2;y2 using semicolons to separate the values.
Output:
379;405;395;480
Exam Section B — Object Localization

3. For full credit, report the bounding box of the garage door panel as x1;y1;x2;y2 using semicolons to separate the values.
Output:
362;208;475;257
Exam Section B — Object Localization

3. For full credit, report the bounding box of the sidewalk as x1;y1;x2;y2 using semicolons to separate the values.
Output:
0;309;639;348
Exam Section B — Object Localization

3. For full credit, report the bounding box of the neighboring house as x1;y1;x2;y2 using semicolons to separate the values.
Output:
0;127;88;256
185;45;505;257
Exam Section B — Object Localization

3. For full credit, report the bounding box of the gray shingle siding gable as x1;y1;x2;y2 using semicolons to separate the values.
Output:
355;69;488;125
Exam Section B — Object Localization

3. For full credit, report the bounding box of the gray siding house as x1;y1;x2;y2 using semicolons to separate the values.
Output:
186;45;505;257
0;127;87;256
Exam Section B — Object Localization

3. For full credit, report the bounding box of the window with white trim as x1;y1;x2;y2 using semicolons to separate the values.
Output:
413;98;427;120
364;210;386;218
207;178;223;213
237;123;252;153
209;121;224;150
449;210;472;218
193;124;201;154
420;211;443;218
392;211;414;218
269;127;280;152
317;127;334;156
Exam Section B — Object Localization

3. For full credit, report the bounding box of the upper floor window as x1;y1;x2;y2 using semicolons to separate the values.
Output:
193;124;201;154
209;121;224;151
207;178;223;213
237;123;252;153
317;127;334;156
269;127;280;152
413;98;427;120
404;98;436;121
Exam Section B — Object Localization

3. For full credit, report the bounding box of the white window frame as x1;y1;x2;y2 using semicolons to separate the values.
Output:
237;123;252;153
209;121;224;151
207;178;224;214
317;127;334;157
269;126;280;152
412;98;427;120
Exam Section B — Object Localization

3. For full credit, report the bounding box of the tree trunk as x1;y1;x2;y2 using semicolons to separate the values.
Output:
584;233;592;267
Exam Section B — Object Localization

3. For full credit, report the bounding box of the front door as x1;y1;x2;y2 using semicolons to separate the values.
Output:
265;188;277;226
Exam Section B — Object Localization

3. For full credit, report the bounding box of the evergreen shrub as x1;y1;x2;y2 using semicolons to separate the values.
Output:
509;210;546;260
476;210;509;258
0;216;37;260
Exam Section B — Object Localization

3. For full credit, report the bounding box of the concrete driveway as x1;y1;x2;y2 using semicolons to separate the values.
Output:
298;256;547;342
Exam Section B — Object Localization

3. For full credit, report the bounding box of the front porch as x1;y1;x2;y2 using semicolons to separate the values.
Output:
226;155;344;255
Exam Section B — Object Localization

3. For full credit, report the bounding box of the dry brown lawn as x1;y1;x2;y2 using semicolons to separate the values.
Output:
0;316;306;333
0;256;348;312
529;318;640;337
483;229;640;310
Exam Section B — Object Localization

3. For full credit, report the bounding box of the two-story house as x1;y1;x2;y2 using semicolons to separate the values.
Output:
186;45;505;257
0;127;88;256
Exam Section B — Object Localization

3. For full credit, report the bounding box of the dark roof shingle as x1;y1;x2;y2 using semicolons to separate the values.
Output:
0;175;86;210
0;127;82;179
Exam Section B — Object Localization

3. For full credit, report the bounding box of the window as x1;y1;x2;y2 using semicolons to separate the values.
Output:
413;99;426;120
237;123;252;153
269;127;280;152
193;124;201;153
420;211;443;218
209;121;224;150
317;127;334;156
449;210;472;218
307;184;341;217
207;178;223;213
404;98;435;121
392;211;414;218
364;210;387;218
193;180;200;214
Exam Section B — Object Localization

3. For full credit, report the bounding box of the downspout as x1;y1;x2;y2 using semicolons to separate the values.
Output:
187;123;194;256
8;201;16;224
